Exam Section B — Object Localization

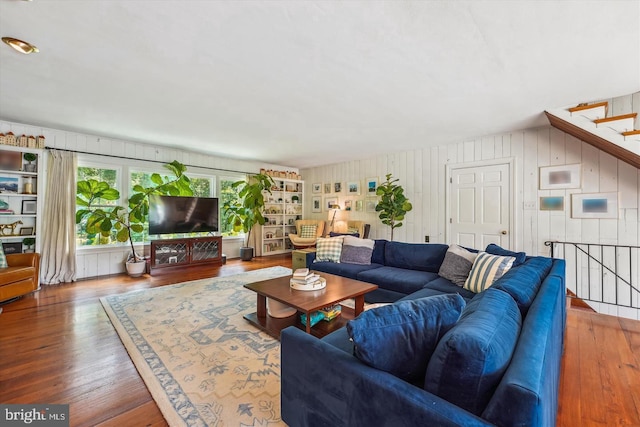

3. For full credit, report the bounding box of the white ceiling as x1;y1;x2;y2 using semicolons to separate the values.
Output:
1;1;639;169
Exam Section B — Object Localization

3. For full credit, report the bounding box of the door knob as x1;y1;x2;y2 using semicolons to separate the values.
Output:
501;230;508;235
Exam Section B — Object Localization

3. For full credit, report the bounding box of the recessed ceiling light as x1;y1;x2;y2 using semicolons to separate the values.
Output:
2;37;39;54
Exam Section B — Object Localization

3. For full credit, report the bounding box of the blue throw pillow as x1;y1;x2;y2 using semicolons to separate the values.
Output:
424;288;522;415
486;243;526;266
346;294;466;384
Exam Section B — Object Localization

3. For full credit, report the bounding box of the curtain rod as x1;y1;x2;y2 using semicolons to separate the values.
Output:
45;146;255;175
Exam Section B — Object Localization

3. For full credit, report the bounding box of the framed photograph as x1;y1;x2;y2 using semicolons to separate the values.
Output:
0;150;22;171
334;182;342;193
325;197;338;211
311;196;322;213
571;192;618;219
366;177;379;194
355;199;364;212
0;176;19;193
2;242;22;255
540;196;564;211
539;164;581;190
22;200;37;214
324;183;332;194
19;226;34;235
344;199;353;211
365;198;377;213
312;183;322;193
347;181;360;195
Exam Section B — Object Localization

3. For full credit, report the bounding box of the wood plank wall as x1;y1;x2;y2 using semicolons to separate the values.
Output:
301;92;640;320
0;119;294;279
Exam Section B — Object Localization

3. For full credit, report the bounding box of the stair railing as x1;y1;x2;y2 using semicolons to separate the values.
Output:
545;241;640;309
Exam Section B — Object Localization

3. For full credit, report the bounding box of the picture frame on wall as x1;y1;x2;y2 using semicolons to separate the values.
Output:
347;181;360;195
334;182;342;193
325;197;338;211
539;164;581;190
365;197;377;213
366;177;378;194
312;183;322;193
324;183;332;194
344;199;353;211
539;196;564;211
571;192;618;219
355;199;364;212
311;196;322;213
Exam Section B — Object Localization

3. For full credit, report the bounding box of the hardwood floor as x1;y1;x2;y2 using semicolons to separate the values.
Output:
1;254;638;426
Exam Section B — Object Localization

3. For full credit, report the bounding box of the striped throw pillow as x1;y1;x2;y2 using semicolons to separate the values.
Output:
300;224;317;238
0;244;7;268
314;237;344;263
463;252;515;293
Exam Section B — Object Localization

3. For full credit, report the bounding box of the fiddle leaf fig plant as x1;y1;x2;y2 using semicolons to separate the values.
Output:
375;173;413;241
223;173;275;248
76;160;193;262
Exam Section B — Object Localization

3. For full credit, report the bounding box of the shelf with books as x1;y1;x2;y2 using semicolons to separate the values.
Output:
261;177;303;256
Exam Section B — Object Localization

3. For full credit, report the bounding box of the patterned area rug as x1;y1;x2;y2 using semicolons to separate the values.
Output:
100;266;292;427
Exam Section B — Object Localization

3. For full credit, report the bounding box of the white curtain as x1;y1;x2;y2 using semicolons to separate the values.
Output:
40;150;77;284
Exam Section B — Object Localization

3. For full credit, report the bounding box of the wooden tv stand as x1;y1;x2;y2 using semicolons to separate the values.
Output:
150;236;222;275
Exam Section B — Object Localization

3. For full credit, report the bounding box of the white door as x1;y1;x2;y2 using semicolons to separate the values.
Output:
448;162;512;249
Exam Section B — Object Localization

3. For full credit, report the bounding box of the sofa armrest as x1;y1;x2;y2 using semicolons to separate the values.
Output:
7;253;40;269
304;251;317;267
281;327;492;427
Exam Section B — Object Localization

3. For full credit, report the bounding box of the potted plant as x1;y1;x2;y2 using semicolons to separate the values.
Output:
223;173;274;260
22;237;35;253
23;153;37;172
375;173;413;241
75;160;193;277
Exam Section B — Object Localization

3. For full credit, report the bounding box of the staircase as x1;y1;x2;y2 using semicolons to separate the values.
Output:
546;241;640;320
546;101;640;168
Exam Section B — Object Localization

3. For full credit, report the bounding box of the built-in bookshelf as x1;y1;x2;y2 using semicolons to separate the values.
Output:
261;178;304;255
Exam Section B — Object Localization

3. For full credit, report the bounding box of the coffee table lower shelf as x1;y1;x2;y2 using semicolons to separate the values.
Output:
244;306;355;340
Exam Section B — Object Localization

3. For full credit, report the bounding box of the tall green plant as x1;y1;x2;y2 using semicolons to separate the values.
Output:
223;173;275;247
375;173;413;241
76;160;193;261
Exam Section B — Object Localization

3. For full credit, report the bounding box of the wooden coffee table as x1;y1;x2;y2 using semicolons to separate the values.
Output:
243;271;378;339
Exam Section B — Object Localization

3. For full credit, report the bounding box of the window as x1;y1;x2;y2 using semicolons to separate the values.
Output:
76;165;121;246
76;157;244;248
219;176;243;235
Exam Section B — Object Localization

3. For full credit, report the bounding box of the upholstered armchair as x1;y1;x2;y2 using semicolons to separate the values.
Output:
0;253;40;303
330;220;370;239
288;220;325;249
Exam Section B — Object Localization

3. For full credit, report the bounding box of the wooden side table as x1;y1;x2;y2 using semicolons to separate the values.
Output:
292;248;316;271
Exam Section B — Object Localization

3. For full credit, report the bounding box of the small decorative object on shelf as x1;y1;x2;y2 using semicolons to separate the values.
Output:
0;133;45;149
23;152;37;172
259;168;302;181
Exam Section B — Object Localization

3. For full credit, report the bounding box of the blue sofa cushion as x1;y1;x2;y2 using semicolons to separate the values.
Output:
423;277;478;300
371;239;387;265
357;266;439;295
384;241;448;272
312;261;383;280
347;294;466;384
486;243;526;266
492;256;553;316
425;288;522;415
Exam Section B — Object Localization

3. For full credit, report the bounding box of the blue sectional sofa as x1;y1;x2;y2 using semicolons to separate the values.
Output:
281;239;566;427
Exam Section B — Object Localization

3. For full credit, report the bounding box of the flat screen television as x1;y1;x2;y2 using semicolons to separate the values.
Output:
148;195;219;235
